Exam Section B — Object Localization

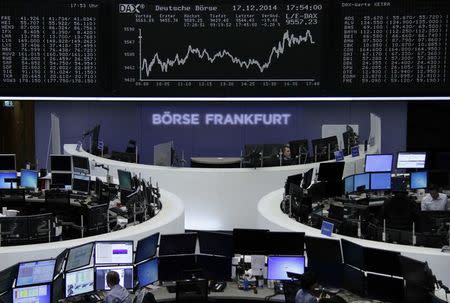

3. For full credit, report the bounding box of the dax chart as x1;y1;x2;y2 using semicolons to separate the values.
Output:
117;1;326;96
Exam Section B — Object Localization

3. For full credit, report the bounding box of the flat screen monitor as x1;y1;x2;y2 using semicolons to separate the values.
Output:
318;162;345;182
65;267;94;298
343;265;365;297
0;264;18;294
267;256;305;280
54;249;67;277
341;239;364;270
137;258;158;287
13;284;51;303
363;247;401;276
117;169;132;190
20;169;38;189
233;229;269;255
198;231;233;257
344;175;354;194
95;265;134;290
72;174;90;194
303;168;314;189
410;171;428;190
159;233;197;256
196;255;232;281
397;152;427;169
285;174;303;195
135;233;159;264
51;172;72;187
365;154;393;173
289;139;308;158
428;171;450;188
265;232;305;255
72;156;90;174
50;155;72;172
0;171;17;189
354;173;370;191
158;255;197;281
305;236;342;265
95;241;133;265
0;154;16;171
370;172;391;191
65;243;94;272
391;176;407;192
366;273;404;303
52;274;64;303
16;259;56;287
399;256;433;288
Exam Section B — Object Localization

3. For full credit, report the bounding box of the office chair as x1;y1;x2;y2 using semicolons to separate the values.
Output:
282;280;302;303
175;279;208;303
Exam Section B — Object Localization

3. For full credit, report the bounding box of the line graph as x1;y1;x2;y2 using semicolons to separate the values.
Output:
139;29;316;80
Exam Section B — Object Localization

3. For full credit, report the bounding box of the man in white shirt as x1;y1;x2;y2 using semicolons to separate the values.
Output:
421;184;449;211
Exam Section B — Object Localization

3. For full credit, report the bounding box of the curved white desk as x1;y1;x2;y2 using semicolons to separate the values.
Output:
0;189;185;271
257;188;450;286
65;144;373;230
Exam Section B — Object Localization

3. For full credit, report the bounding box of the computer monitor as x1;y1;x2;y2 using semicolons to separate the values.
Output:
305;236;342;265
267;256;305;280
72;155;90;174
118;169;132;190
343;264;365;297
428;171;450;188
370;172;392;191
365;154;393;172
312;136;339;161
0;154;16;171
366;273;404;303
198;231;233;257
0;171;17;189
65;243;94;272
391;176;407;192
95;241;133;265
341;239;364;270
52;274;65;303
51;172;72;187
65;267;94;298
318;162;345;182
265;232;305;255
285;174;303;195
196;255;232;281
158;255;197;281
344;175;354;194
354;173;370;191
16;259;56;287
54;249;68;277
303;168;314;189
159;233;197;256
95;265;134;290
289;139;309;158
410;171;428;190
399;255;434;289
72;174;90;194
20;169;38;189
50;155;72;172
137;258;158;287
135;233;159;264
363;247;401;276
13;284;51;303
232;229;269;255
397;152;427;169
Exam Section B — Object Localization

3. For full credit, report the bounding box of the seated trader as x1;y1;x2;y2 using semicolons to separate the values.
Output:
104;271;132;303
421;184;449;211
381;191;418;230
295;272;318;303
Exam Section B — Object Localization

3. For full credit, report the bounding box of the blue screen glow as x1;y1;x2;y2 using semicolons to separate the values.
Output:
13;284;51;303
20;169;38;189
137;258;158;287
370;173;391;190
267;256;305;280
354;173;370;191
0;172;17;189
344;176;354;194
410;171;428;189
365;154;393;172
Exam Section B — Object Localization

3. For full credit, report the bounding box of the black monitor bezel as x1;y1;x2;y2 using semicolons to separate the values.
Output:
0;154;16;172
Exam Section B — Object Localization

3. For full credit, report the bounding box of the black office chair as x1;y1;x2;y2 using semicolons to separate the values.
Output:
282;280;302;303
175;279;208;303
85;203;109;236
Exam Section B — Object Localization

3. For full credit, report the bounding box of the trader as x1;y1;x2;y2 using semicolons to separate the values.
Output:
104;271;132;303
421;184;449;211
295;271;319;303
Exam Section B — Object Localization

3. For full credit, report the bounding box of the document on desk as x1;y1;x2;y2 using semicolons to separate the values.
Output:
251;255;265;276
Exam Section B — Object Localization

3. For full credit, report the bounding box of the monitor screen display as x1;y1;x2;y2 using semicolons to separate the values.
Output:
95;242;133;265
158;255;197;281
267;256;305;280
365;154;393;172
13;284;51;303
65;243;94;272
50;155;72;172
95;266;134;290
16;259;56;287
159;233;197;256
135;233;159;264
397;152;426;169
344;175;354;194
305;236;342;265
265;232;305;255
341;239;364;270
232;229;269;255
318;162;345;182
20;169;38;189
0;171;17;189
363;247;401;276
196;255;232;281
410;171;428;190
354;173;370;191
0;154;16;171
72;174;90;194
65;268;94;298
198;231;233;257
72;156;90;174
51;172;72;187
137;258;158;287
370;173;391;191
118;169;132;190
